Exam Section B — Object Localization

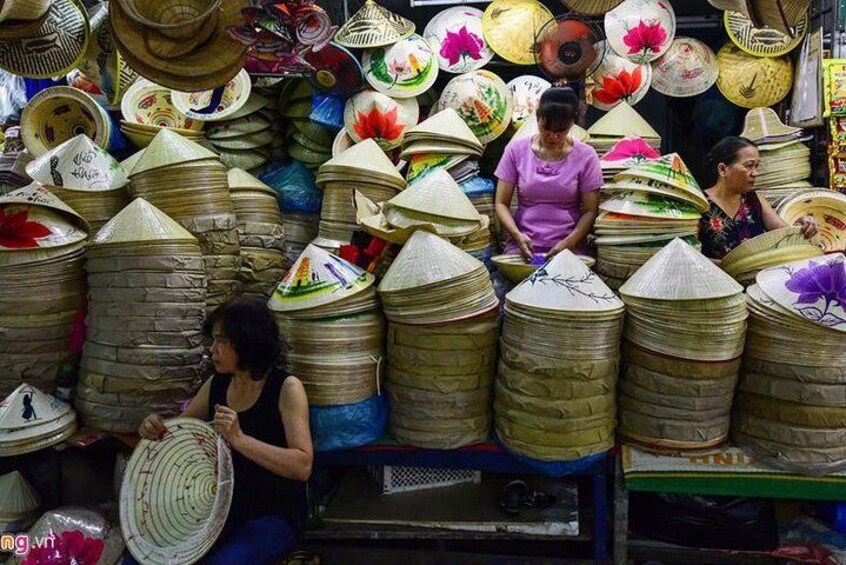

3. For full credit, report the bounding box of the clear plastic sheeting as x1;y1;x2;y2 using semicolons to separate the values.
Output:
310;394;389;451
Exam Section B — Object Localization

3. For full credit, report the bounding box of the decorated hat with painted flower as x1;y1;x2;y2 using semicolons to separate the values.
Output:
423;7;494;74
604;0;676;64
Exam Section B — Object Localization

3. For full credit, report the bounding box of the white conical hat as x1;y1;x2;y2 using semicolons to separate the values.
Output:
25;134;128;190
588;101;660;139
129;129;219;177
0;471;39;518
226;168;275;196
0;383;72;431
620;238;743;300
318;138;405;185
378;229;482;292
405;108;483;149
121;149;145;175
92;198;197;245
507;250;624;313
387;169;480;221
268;244;375;313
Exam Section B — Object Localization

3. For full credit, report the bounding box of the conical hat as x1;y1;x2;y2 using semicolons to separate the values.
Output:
404;108;483;150
334;0;415;49
129;129;219;177
0;383;72;431
0;183;90;253
620;238;743;300
318;138;405;185
1;182;87;226
25;134;127;190
92;198;196;245
614;153;705;204
507;250;623;313
601;137;661;168
741;107;802;144
226;168;275;196
268;244;375;313
0;471;39;517
716;43;793;109
387;169;479;221
587;101;660;140
379;230;482;292
121;150;145;175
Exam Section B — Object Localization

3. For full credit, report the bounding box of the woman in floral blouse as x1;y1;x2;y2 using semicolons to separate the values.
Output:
699;136;818;260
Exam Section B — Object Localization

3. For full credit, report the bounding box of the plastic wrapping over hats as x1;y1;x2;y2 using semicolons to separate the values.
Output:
482;0;554;66
605;0;676;64
21;87;111;157
363;34;439;98
716;42;793;108
435;70;513;144
507;76;551;128
171;69;252;122
651;37;719;98
423;7;494;74
343;90;419;151
334;0;415;49
725;9;807;58
561;0;624;15
120;418;233;565
587;40;651;111
26;134;128;190
535;15;604;82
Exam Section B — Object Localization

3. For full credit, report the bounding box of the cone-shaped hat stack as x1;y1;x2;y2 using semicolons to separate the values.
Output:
25;135;130;232
0;471;40;532
599;138;661;183
732;254;846;475
616;239;747;452
401;109;484;159
595;153;705;290
720;227;823;286
227;168;287;299
0;384;78;456
778;190;846;252
287;113;334;172
587;102;661;156
205;92;276;175
128;130;241;311
268;245;384;406
0;183;89;395
77;199;205;433
459;174;498;262
496;251;623;460
334;0;415;49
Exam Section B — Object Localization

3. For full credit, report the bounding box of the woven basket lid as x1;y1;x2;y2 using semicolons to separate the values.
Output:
362;34;439;98
741;107;801;143
0;383;72;431
387;169;480;222
21;86;110;157
507;250;623;313
334;0;415;49
756;252;846;333
343;90;419;151
268;244;375;313
378;229;482;292
614;153;706;203
120;417;233;565
481;0;553;65
26;134;128;191
587;40;652;111
227;168;275;195
604;0;676;64
318;138;405;185
404;108;483;150
423;7;494;74
434;70;513;144
92;197;196;246
650;37;719;98
171;69;252;122
620;238;743;300
587;101;660;139
716;42;793;109
561;0;624;15
129;129;219;177
0;471;39;518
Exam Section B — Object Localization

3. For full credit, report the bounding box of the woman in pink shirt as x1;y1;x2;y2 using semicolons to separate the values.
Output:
495;87;603;261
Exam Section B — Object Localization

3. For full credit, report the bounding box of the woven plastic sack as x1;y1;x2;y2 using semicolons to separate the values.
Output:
259;160;322;214
310;394;389;451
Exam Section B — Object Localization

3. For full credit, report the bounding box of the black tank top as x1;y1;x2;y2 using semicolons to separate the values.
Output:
208;370;308;532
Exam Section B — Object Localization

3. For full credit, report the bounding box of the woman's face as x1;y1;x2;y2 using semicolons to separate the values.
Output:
537;118;570;150
210;321;239;374
720;146;759;193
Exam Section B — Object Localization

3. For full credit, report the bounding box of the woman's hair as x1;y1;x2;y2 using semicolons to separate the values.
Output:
707;136;758;168
536;87;578;132
203;296;281;380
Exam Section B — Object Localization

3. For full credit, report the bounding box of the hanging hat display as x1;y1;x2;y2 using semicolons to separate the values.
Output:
506;76;551;128
561;0;624;15
605;0;676;64
170;69;252;122
302;42;364;98
435;70;513;144
363;34;439;99
535;15;604;82
587;40;652;111
778;190;846;253
423;7;494;74
725;9;807;58
709;0;811;37
0;0;90;79
78;3;138;109
650;37;719;98
482;0;554;66
716;43;793;109
343;90;419;151
20;87;111;158
334;0;415;49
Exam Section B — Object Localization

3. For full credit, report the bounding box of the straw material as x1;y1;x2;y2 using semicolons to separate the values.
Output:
435;70;513;144
777;190;846;252
741;107;802;145
587;101;660;140
492;253;595;283
481;0;553;65
605;0;676;64
561;0;623;15
343;90;419;150
721;226;810;269
21;87;111;157
0;471;39;532
334;0;415;49
317;138;406;188
716;42;793;109
172;69;252;122
128;129;219;177
92;198;197;247
26;134;128;190
121;79;203;130
379;230;482;293
0;383;77;454
403;108;484;152
651;37;719;98
423;7;493;73
725;9;807;58
362;34;439;99
388;169;479;221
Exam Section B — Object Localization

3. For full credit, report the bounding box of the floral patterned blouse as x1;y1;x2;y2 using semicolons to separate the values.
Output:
698;191;766;260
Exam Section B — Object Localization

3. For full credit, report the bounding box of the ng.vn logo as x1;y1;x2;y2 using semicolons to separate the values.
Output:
0;532;56;556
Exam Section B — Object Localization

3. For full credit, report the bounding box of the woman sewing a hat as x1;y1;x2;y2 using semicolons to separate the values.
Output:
699;136;818;260
135;297;312;565
494;87;603;261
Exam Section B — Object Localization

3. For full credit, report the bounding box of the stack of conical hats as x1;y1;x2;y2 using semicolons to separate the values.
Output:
0;471;39;532
732;253;846;474
0;184;89;396
25;134;130;232
459;175;499;257
127;130;241;311
379;230;499;449
497;251;624;460
599;138;661;183
315;139;407;251
287;116;334;171
587;102;661;156
720;227;823;286
617;239;747;452
401;109;484;159
595;154;707;289
227;168;287;299
0;384;78;456
77;199;205;433
268;245;384;406
778;190;846;253
206;92;275;175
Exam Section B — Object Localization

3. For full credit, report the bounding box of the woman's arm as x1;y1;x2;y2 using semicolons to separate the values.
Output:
546;190;600;258
495;179;533;259
760;196;789;231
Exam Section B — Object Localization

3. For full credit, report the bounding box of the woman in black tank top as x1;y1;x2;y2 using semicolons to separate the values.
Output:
136;297;312;565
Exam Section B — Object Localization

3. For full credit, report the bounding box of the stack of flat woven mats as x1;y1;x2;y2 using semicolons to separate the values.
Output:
719;226;823;286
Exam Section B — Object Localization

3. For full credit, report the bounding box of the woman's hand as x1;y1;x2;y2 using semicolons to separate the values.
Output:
139;414;167;441
545;237;574;260
515;232;534;261
794;215;819;239
214;404;245;448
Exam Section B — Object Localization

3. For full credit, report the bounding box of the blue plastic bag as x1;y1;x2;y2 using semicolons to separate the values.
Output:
460;175;495;198
310;394;389;452
259;160;322;213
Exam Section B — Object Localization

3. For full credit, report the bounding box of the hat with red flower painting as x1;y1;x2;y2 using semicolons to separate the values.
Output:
343;90;420;151
604;0;676;64
587;39;652;111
